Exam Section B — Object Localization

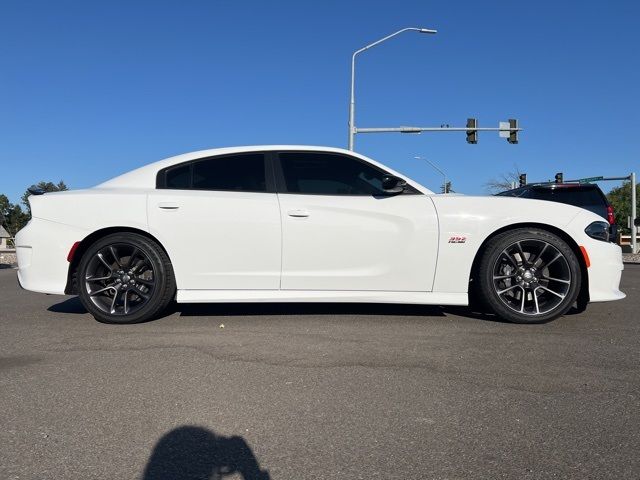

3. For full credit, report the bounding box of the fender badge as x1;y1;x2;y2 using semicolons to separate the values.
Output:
448;236;467;244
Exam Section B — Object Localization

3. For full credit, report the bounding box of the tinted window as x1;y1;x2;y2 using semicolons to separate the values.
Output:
192;154;266;192
159;153;267;192
279;152;388;195
165;164;191;189
524;188;607;217
524;188;604;206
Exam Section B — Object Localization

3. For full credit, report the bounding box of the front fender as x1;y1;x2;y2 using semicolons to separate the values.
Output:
430;196;587;294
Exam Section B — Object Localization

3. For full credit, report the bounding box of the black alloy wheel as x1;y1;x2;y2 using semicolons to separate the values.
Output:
77;233;175;324
477;228;581;323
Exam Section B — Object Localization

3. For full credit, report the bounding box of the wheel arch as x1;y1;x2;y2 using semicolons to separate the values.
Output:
64;226;173;294
468;222;589;308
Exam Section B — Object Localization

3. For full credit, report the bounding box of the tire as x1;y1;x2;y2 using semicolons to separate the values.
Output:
477;228;581;324
77;233;176;324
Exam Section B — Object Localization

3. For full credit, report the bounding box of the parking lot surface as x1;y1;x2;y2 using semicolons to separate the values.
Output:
1;265;639;479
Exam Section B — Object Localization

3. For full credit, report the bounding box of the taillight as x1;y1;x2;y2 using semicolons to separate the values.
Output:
606;205;615;225
67;241;81;262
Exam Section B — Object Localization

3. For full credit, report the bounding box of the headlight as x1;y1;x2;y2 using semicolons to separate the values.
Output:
585;221;610;242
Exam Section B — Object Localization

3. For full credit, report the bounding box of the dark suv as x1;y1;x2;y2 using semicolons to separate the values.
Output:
497;183;617;242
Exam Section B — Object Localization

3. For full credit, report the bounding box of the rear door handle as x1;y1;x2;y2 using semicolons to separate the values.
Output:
158;202;180;210
287;209;310;218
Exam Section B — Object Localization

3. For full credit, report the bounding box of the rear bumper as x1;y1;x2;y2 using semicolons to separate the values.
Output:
15;218;89;295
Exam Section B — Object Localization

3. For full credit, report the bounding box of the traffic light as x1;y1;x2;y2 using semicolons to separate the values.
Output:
519;173;527;187
555;172;563;183
508;118;518;144
466;118;478;144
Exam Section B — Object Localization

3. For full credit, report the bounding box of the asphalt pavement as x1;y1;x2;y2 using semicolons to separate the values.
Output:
1;265;638;479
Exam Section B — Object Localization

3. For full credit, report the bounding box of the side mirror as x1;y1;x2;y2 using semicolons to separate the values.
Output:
381;175;406;194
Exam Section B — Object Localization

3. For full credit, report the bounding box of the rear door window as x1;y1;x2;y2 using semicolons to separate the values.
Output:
192;154;266;192
158;153;267;192
165;164;191;189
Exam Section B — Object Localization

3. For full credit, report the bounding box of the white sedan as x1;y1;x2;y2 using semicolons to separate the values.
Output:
15;146;624;324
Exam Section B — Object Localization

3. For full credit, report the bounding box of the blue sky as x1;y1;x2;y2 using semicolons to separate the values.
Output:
1;0;638;203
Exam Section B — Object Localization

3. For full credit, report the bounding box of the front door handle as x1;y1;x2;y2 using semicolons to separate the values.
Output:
287;209;310;218
158;202;180;210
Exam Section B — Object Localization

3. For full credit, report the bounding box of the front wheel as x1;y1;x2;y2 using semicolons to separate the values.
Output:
77;233;176;324
477;228;581;324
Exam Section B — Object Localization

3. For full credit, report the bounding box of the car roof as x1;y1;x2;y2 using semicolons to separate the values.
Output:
97;145;434;194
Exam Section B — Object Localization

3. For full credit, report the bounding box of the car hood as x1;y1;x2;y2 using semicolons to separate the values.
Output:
430;194;604;229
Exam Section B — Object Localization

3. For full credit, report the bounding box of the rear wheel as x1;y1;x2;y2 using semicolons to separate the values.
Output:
77;233;175;324
477;228;581;323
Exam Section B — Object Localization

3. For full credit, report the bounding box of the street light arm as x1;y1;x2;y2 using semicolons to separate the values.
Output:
414;156;446;177
425;160;446;179
415;156;448;193
352;27;436;58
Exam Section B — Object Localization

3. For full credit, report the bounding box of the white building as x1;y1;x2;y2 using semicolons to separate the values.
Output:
0;225;10;250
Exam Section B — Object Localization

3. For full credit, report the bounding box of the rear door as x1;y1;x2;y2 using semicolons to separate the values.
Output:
275;151;439;292
147;152;282;290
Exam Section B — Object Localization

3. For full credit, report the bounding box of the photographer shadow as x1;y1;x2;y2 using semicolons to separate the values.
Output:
142;426;269;480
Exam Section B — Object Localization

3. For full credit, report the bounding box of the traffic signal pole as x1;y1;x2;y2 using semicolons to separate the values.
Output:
632;172;637;254
347;28;521;150
354;124;522;136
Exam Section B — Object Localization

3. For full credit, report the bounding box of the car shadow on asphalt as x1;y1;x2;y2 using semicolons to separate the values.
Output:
171;301;585;323
142;425;270;480
47;296;89;314
175;301;450;318
48;296;450;317
48;295;504;322
48;297;588;324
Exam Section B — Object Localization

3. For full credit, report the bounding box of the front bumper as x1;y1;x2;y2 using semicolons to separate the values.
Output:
567;212;625;303
586;239;625;302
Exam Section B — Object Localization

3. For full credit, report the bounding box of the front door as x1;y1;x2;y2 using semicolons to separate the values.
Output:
276;151;438;292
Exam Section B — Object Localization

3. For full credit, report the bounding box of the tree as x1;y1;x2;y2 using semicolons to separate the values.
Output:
0;194;29;242
606;181;640;234
484;166;523;194
21;180;68;214
0;181;69;242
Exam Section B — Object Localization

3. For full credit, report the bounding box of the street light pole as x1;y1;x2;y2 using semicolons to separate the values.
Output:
415;156;448;193
348;27;437;151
